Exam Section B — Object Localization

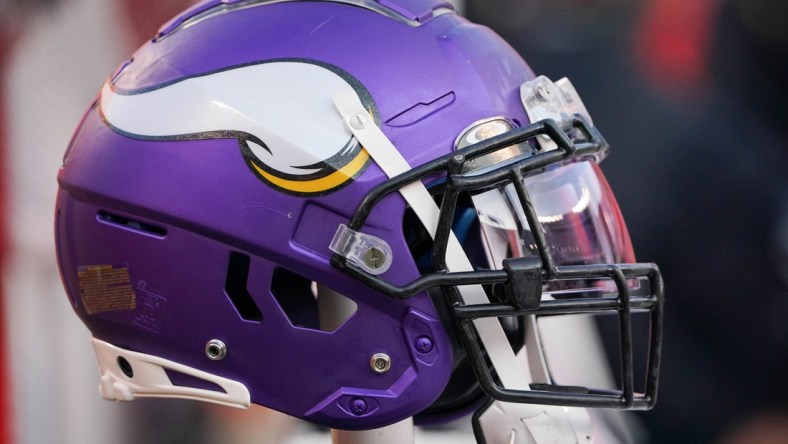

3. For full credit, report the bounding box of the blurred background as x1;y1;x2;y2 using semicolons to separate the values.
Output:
0;0;786;443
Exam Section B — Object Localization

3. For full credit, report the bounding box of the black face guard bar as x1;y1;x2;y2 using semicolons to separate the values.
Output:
330;116;664;410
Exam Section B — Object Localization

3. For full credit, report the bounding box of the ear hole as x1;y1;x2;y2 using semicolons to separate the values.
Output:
270;268;357;332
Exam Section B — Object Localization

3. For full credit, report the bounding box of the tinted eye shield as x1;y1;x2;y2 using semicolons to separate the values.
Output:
330;116;664;410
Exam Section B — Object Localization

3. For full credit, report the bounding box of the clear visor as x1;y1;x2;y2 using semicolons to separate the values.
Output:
471;160;635;276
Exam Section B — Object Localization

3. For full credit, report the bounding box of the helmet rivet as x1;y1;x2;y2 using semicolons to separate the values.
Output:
349;397;368;416
205;339;227;361
414;335;434;354
363;247;386;270
349;113;368;130
370;353;391;374
535;84;551;101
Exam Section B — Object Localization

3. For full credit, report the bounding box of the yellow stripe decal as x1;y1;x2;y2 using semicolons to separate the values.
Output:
253;148;370;194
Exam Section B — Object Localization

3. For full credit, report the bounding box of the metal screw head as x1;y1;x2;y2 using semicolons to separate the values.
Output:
349;397;368;416
205;339;227;361
370;353;391;374
363;247;386;270
349;113;368;130
535;84;551;102
414;335;434;354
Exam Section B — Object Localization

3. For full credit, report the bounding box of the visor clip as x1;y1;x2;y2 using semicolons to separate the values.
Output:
502;256;543;310
329;224;393;276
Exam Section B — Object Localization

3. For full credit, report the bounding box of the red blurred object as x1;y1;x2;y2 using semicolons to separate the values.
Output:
0;23;17;444
0;4;195;443
635;0;720;99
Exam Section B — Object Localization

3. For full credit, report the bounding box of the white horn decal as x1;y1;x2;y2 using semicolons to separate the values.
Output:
101;60;375;196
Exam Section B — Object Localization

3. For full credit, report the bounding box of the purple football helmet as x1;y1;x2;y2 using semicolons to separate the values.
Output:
55;0;663;435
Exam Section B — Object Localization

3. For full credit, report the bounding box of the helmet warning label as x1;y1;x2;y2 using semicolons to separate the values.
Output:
77;264;137;314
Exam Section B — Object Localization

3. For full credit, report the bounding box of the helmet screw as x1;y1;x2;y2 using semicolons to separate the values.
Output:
414;335;434;354
370;353;391;374
363;247;386;270
535;84;551;102
349;397;368;416
349;113;368;130
205;339;227;361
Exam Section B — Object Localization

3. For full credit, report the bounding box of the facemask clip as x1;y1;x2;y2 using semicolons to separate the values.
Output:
330;224;393;276
502;256;543;310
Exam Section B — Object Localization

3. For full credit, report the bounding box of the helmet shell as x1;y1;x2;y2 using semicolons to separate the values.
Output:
56;0;535;429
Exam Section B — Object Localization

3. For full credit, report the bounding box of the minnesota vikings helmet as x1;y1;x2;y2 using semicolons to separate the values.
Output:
55;0;663;440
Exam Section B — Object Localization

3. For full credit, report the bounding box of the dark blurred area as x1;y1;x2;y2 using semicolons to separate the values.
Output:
467;0;788;442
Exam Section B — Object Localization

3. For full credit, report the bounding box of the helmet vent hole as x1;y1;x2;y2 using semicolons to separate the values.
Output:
270;268;356;332
164;369;226;393
225;252;264;322
117;356;133;378
97;211;167;237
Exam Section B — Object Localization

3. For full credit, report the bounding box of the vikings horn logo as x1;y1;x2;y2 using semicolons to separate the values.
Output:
99;60;376;196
